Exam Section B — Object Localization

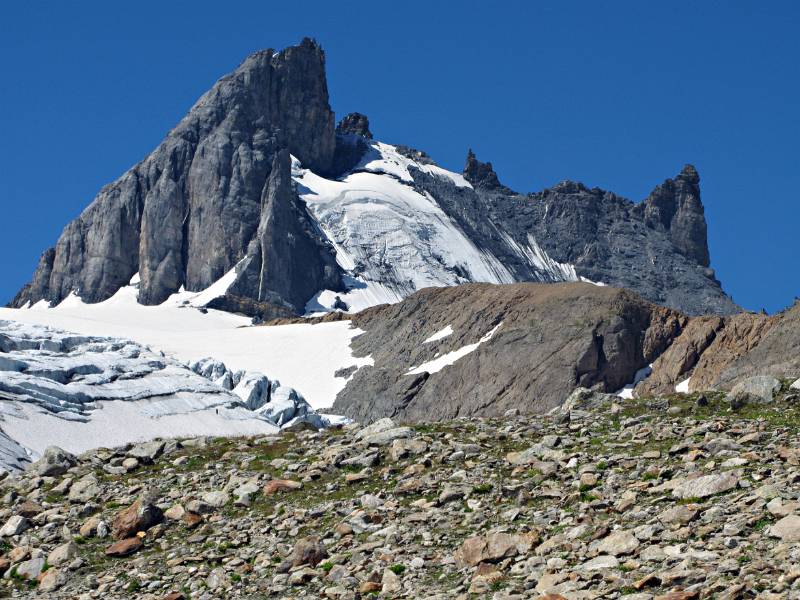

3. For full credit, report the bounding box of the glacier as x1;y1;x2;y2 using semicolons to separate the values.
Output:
293;143;522;314
0;319;353;471
1;273;373;408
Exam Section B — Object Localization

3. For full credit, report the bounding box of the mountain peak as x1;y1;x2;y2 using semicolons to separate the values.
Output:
336;112;372;139
638;164;710;268
463;149;507;191
677;163;700;185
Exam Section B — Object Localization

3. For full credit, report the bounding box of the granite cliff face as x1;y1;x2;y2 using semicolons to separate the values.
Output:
12;40;737;317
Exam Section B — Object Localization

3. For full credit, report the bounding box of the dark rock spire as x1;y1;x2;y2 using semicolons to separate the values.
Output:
463;149;508;192
636;164;710;267
336;112;372;139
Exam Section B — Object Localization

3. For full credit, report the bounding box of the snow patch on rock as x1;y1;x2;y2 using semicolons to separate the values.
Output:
675;377;692;394
408;323;502;375
615;364;654;399
423;325;454;344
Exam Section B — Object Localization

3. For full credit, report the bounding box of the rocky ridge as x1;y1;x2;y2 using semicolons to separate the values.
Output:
330;283;799;425
0;385;799;597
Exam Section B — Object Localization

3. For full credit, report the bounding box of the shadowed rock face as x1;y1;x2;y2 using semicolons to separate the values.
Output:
12;38;338;311
226;150;343;311
428;154;736;316
335;112;372;139
634;164;710;268
333;282;685;423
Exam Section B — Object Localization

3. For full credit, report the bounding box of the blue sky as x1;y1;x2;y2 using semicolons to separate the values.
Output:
1;1;797;312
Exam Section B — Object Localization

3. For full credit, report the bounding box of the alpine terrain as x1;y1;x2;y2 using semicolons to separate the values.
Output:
0;37;798;599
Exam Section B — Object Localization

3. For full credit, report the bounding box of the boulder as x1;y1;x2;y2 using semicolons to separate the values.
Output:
671;472;738;499
105;536;143;557
68;474;101;503
264;479;303;495
454;532;534;567
127;440;166;463
201;491;230;509
354;418;397;441
15;556;45;579
579;555;620;571
112;496;164;540
47;541;79;567
290;536;327;567
0;515;29;537
30;446;77;476
769;514;800;542
729;375;781;403
593;529;640;556
360;427;413;446
38;567;67;592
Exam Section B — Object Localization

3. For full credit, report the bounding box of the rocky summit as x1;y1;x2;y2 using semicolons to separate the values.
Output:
0;385;799;598
11;39;735;317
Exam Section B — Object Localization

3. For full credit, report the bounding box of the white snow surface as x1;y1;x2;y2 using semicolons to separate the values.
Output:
423;325;454;344
499;232;581;283
1;277;372;409
0;399;277;462
0;319;283;469
408;323;502;375
293;143;515;315
675;377;692;394
615;364;654;399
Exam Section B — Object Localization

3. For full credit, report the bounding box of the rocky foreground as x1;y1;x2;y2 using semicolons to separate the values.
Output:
1;383;800;598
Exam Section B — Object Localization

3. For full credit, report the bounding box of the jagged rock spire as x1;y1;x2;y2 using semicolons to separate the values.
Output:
336;112;372;139
463;149;508;191
638;164;710;268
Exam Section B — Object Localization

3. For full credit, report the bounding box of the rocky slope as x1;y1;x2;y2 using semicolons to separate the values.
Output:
0;386;799;597
11;40;737;317
333;282;682;423
331;283;798;425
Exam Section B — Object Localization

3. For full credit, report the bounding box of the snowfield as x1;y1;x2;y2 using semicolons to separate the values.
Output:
0;283;372;410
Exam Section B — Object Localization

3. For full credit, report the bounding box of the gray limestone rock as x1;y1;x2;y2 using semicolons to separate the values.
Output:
12;38;339;312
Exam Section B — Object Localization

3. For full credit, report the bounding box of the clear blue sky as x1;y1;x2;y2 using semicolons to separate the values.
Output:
1;1;798;313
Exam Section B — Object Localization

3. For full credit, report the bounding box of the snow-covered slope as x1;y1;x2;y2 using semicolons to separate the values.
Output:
0;275;373;410
0;318;357;471
294;142;520;314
